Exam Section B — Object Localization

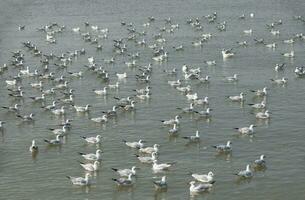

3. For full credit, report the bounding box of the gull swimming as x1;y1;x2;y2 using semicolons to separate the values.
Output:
256;110;271;119
250;87;267;96
93;87;108;95
123;139;145;149
182;130;200;142
221;49;235;59
79;149;102;161
212;141;232;152
254;155;266;167
153;176;167;190
191;171;214;183
234;124;255;135
248;101;266;109
90;115;108;123
270;77;288;84
135;152;157;164
161;115;180;125
227;92;245;102
112;174;133;187
111;166;138;177
81;135;102;144
29;140;38;153
225;74;238;82
152;160;175;171
189;181;214;194
51;106;65;115
73;104;91;112
138;144;160;154
194;108;212;118
67;173;92;186
44;135;62;145
235;164;253;178
80;161;100;172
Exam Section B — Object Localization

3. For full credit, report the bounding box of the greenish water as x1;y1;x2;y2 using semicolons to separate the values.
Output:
1;0;305;199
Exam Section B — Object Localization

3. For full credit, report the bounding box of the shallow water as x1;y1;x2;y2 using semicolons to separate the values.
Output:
1;0;305;199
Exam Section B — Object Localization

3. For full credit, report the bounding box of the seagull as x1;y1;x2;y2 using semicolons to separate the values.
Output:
177;103;195;113
44;135;62;145
193;97;209;106
189;181;214;194
93;87;108;95
135;152;157;163
250;87;267;96
222;49;234;58
161;115;180;125
227;92;245;102
29;140;38;153
16;113;35;121
90;115;108;123
191;171;214;183
5;79;17;86
111;166;138;177
112;174;133;187
194;108;212;118
42;101;57;110
168;123;179;136
225;74;238;82
29;94;45;102
79;149;102;161
123;139;145;148
79;161;100;172
256;110;270;119
274;63;285;72
168;79;182;87
248;101;266;109
182;130;200;142
2;104;21;113
270;77;288;84
67;173;92;186
212;141;232;152
116;72;127;79
152;160;175;171
138;144;160;154
73;104;91;112
235;164;253;178
254;155;266;167
234;124;255;135
51;106;65;115
120;101;136;111
80;135;102;144
153;176;167;190
281;51;294;58
48;125;68;136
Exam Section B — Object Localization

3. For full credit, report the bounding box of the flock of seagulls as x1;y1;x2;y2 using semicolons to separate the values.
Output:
1;10;305;198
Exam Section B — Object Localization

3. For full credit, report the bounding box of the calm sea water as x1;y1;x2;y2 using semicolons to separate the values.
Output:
1;0;305;199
